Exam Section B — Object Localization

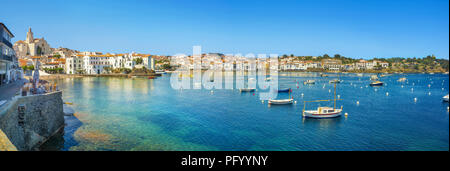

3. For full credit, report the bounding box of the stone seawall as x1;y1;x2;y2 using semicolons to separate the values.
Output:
0;91;65;151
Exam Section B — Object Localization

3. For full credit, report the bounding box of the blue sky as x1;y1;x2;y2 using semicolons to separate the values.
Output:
1;0;448;59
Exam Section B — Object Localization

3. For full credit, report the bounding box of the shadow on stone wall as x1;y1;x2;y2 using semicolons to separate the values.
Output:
0;91;65;151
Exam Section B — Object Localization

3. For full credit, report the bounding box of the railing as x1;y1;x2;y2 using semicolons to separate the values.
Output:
0;55;12;61
1;38;12;49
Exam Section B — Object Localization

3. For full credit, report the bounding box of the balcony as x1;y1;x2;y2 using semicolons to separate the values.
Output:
0;54;13;62
2;37;13;49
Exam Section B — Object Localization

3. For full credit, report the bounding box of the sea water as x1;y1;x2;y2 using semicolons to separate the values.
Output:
41;73;449;151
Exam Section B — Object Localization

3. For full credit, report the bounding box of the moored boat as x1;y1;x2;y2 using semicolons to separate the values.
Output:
268;98;294;105
320;73;328;77
397;77;407;82
329;79;342;84
370;81;384;86
239;88;256;92
443;95;449;102
304;80;315;84
303;82;343;118
278;88;292;93
303;107;343;118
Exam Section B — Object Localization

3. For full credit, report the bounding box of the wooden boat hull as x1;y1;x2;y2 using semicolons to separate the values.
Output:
278;88;291;93
370;82;383;86
240;88;256;92
303;109;342;118
329;80;342;84
268;99;293;105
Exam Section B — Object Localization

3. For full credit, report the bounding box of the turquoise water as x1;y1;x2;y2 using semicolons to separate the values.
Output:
44;73;449;151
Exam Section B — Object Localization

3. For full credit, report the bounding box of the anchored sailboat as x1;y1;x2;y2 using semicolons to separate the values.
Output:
302;82;343;118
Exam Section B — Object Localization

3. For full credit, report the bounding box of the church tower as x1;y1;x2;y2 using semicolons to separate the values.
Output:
26;27;34;43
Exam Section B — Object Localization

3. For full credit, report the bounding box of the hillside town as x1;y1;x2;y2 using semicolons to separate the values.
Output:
3;26;449;82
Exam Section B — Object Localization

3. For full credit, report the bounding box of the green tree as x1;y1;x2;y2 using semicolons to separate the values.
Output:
37;46;42;55
134;58;143;65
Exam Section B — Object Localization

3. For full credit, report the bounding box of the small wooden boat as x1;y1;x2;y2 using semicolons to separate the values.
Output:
397;77;407;82
303;82;343;118
320;73;328;77
148;76;155;79
268;98;294;105
303;106;343;118
443;95;449;102
278;88;292;93
239;88;256;92
370;81;384;86
356;73;363;77
329;79;342;84
304;80;315;84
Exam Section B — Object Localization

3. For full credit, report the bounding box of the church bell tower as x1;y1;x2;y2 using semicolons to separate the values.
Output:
26;27;34;43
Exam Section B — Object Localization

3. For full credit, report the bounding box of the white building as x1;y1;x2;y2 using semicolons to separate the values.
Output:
65;55;84;74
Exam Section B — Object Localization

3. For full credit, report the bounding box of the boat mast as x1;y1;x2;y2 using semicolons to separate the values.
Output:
334;82;337;109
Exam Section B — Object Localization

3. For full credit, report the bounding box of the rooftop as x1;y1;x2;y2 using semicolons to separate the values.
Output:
0;22;15;38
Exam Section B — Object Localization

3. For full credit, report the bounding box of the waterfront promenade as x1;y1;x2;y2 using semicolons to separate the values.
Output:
0;79;26;102
0;79;26;151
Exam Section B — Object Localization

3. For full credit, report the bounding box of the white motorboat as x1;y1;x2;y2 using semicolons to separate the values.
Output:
268;98;294;105
443;95;449;102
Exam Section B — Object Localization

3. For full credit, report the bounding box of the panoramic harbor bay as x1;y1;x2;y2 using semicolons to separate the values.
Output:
1;3;449;169
40;73;449;151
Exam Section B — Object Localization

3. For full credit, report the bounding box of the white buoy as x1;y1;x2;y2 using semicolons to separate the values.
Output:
294;101;297;104
337;95;340;99
345;113;348;116
301;93;304;97
428;92;431;96
211;90;214;94
401;85;404;88
356;101;360;105
386;92;389;96
414;98;417;102
329;89;331;93
411;88;414;92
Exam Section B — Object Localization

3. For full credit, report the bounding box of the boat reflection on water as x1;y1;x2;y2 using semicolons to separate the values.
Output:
301;116;344;130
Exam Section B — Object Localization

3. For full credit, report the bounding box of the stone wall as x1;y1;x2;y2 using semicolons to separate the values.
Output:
0;91;64;151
